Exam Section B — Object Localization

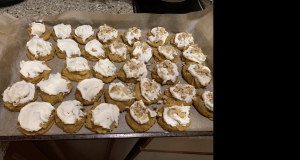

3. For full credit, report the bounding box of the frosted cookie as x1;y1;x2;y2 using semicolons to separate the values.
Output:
27;21;51;40
92;58;117;83
17;102;55;135
104;82;135;112
134;77;163;105
151;60;179;85
181;44;207;65
26;36;55;61
75;78;104;106
19;60;51;84
125;100;157;132
164;84;196;106
56;39;83;59
157;104;191;132
170;32;194;50
61;57;91;82
85;102;120;134
153;45;178;63
2;80;38;112
182;63;212;89
82;39;106;61
55;100;86;133
52;23;74;41
106;41;129;62
117;59;147;84
96;24;121;45
192;91;213;121
122;27;142;46
146;26;170;48
129;41;152;63
37;73;72;105
72;24;94;45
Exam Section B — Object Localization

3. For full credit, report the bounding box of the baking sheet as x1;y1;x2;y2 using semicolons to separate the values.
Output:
0;6;213;137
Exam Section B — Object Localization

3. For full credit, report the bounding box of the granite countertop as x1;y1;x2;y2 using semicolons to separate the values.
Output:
0;0;213;18
0;0;213;158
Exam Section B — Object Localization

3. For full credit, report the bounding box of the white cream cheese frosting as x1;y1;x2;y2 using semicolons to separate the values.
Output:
56;100;85;124
75;25;94;42
85;39;105;57
93;58;116;77
129;100;157;124
26;36;52;57
66;57;90;72
20;60;51;78
132;41;152;63
108;82;134;101
18;102;54;132
53;23;72;39
77;78;104;101
158;45;178;60
30;22;46;36
163;105;190;127
37;72;71;95
97;24;118;42
108;42;128;59
123;59;147;79
147;26;169;44
57;39;81;57
125;27;142;45
140;77;161;101
174;32;194;48
156;60;179;84
2;80;35;106
169;84;196;103
91;103;120;129
187;64;212;86
182;44;207;64
202;91;213;112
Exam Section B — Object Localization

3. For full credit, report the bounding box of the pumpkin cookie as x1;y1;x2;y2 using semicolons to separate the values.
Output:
122;27;142;46
61;57;91;82
170;32;194;51
26;36;55;61
151;60;179;85
129;41;153;63
181;44;207;65
125;100;157;132
92;58;117;83
134;77;163;105
27;21;51;40
17;102;55;135
192;91;213;121
82;39;106;61
37;73;72;105
85;102;120;134
146;26;170;48
52;23;74;41
164;84;196;106
2;80;38;112
96;24;121;45
182;63;212;89
156;104;191;132
106;41;129;62
104;82;135;112
19;60;51;84
56;39;83;59
117;59;148;84
75;78;104;106
55;100;86;133
72;24;94;45
153;45;178;63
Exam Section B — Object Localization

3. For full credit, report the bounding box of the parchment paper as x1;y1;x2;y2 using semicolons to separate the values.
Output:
0;6;213;137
